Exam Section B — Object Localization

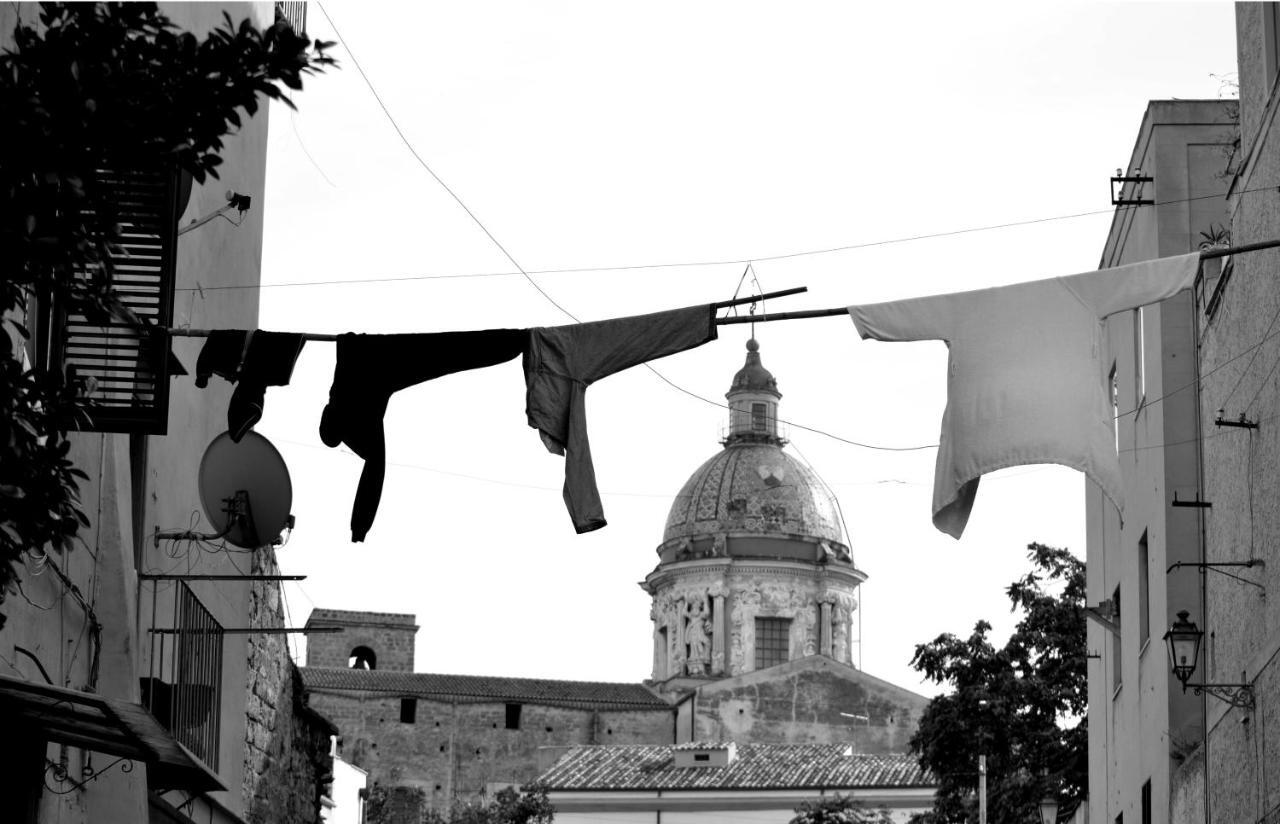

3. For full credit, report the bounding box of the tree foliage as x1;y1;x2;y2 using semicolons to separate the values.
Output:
0;3;333;627
789;794;895;824
909;543;1086;824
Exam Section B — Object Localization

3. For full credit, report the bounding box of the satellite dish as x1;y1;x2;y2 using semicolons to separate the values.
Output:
197;431;293;549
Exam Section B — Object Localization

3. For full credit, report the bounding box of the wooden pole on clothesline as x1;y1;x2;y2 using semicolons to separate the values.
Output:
164;286;810;340
718;239;1280;326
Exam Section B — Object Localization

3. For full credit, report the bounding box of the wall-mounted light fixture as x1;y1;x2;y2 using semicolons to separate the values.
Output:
1039;795;1059;824
1163;610;1255;710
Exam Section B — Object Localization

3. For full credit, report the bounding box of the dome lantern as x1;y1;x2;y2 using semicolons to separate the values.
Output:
724;339;783;446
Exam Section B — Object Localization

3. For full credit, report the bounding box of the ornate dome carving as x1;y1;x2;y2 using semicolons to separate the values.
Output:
662;443;846;547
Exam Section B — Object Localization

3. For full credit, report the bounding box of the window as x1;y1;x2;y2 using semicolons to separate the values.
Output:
754;617;791;669
400;698;417;724
693;753;710;762
751;402;768;431
1110;363;1120;454
42;166;183;434
349;646;377;670
1141;779;1151;824
1134;308;1146;402
1138;531;1150;647
505;703;522;730
1111;585;1123;695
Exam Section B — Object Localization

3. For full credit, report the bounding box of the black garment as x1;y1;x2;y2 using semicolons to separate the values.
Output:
194;330;306;441
320;329;526;542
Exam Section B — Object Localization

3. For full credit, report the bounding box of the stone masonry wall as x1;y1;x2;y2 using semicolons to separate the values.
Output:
243;551;335;824
691;659;924;752
305;610;418;672
308;689;673;813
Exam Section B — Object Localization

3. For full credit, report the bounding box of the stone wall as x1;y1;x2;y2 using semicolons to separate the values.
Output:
307;689;673;813
305;609;419;672
243;551;336;824
690;656;926;752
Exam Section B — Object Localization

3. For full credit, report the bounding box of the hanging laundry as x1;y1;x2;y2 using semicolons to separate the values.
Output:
320;330;526;542
848;252;1201;539
525;304;718;533
194;330;306;442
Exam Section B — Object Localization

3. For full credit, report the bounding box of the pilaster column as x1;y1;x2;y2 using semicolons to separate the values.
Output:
708;582;729;675
818;595;837;658
674;597;687;674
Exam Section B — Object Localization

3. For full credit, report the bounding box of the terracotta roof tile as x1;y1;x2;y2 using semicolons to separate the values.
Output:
299;667;672;710
539;744;933;790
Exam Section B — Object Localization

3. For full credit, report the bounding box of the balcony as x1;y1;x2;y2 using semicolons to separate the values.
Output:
144;581;225;770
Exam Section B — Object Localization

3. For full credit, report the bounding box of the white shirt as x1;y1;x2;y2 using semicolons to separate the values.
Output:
848;252;1201;539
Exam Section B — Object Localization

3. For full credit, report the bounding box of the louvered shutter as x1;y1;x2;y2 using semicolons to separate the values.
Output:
54;167;181;434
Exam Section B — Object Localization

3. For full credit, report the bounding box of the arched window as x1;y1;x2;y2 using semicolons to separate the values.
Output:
348;646;377;670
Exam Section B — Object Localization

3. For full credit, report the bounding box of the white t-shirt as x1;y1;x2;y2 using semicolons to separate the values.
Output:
848;252;1201;539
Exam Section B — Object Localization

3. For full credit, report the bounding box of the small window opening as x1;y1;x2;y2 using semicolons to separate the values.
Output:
400;698;416;724
751;402;767;431
694;753;710;762
505;703;522;730
349;646;377;670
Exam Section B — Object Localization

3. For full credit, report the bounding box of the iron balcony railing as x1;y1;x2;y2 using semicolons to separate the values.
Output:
144;581;224;770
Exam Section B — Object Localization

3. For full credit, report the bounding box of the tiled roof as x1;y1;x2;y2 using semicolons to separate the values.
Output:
299;667;672;710
539;744;933;790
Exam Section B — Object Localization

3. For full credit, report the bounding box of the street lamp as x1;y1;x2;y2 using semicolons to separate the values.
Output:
1162;609;1255;710
1038;795;1059;824
1163;610;1202;686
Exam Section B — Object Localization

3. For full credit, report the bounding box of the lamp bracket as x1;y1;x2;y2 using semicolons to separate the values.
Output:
1167;561;1265;593
1187;682;1256;710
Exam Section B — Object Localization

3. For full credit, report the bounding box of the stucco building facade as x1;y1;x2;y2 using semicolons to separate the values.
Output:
302;341;931;818
1162;5;1280;824
0;4;333;823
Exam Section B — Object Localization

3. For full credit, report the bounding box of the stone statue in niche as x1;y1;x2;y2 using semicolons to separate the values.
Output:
684;595;712;675
711;534;727;557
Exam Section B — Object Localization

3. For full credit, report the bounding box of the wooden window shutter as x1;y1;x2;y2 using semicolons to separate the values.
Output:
52;166;181;435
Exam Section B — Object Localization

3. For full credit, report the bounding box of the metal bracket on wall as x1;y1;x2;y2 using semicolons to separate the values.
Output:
1214;411;1259;429
1084;601;1120;636
1167;560;1265;593
1111;174;1155;206
1186;681;1256;711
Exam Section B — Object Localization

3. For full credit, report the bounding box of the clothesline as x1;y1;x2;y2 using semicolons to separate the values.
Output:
716;239;1280;326
165;287;809;340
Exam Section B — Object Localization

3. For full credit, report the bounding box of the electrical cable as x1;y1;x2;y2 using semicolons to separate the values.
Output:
314;1;580;323
295;5;1280;456
171;183;1280;294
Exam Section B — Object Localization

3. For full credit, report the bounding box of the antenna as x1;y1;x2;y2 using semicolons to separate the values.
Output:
154;431;294;548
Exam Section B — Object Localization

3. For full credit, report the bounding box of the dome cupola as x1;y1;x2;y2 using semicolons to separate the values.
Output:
643;339;865;688
724;339;783;446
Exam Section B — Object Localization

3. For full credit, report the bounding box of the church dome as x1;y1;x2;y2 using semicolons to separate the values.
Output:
663;443;846;546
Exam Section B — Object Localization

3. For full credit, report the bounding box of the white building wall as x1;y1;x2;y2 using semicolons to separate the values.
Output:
1085;100;1235;824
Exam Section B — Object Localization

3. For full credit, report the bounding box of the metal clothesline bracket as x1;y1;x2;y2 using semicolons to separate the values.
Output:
1171;492;1212;508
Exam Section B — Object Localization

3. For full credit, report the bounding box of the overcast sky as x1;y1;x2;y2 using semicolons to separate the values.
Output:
244;1;1238;696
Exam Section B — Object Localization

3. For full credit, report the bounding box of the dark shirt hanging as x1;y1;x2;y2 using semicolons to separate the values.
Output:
194;330;306;441
524;304;717;534
320;329;526;542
